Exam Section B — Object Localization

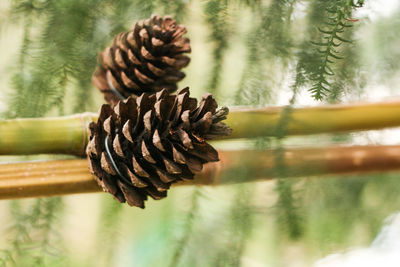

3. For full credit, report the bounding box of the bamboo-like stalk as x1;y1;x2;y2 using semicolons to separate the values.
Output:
1;145;400;200
0;113;97;156
2;101;400;156
226;100;400;138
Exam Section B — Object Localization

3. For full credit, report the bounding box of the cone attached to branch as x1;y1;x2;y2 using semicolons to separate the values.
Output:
92;14;191;105
86;88;231;208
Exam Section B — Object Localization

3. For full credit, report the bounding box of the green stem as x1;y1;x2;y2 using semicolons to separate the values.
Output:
2;101;400;156
226;101;400;139
226;102;400;138
0;113;96;156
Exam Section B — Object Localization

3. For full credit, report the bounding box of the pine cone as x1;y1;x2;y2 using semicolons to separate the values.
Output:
92;14;191;106
86;88;232;208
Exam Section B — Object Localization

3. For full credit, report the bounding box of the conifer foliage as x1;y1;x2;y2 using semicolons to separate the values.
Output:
307;0;363;100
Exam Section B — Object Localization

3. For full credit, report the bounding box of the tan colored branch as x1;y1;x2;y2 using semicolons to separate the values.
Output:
1;145;400;200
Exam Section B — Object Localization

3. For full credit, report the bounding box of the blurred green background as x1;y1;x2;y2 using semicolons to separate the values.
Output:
1;0;400;266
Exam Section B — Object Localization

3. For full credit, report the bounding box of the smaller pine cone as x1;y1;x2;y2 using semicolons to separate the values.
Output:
92;14;191;106
86;88;232;208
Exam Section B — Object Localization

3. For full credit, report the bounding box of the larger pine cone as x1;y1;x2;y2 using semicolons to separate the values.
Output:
92;14;191;106
86;88;231;208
